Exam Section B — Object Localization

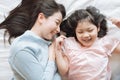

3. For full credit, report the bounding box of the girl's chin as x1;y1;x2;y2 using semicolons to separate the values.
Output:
82;43;92;48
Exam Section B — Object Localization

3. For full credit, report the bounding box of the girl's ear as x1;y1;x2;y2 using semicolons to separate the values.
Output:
38;13;46;23
97;26;100;32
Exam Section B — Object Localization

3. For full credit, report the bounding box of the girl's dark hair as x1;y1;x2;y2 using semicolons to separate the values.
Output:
60;6;107;39
0;0;66;43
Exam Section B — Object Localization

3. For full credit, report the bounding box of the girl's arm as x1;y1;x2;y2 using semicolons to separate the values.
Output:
55;50;69;80
109;18;120;53
113;43;120;54
54;35;69;78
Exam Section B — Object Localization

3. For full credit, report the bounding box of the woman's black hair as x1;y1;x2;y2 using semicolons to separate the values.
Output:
60;6;107;39
0;0;66;43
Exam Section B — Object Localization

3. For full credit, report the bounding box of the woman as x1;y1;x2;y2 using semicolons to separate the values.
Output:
0;0;66;80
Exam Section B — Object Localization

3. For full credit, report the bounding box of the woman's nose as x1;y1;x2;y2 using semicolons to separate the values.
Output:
56;26;60;33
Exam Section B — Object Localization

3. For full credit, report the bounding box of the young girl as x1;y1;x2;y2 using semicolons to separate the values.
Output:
0;0;66;80
53;6;120;80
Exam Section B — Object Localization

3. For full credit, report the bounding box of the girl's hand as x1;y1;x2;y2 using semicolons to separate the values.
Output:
54;35;66;56
48;35;66;61
54;35;69;76
109;18;120;28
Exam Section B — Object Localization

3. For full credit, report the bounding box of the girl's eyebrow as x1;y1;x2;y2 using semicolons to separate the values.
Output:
88;27;92;29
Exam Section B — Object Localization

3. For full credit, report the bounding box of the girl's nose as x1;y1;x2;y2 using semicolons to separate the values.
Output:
83;32;90;38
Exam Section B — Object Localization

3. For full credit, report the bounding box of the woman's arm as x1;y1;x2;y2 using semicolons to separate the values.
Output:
12;48;56;80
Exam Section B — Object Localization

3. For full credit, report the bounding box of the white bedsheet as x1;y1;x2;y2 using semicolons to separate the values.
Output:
0;0;21;80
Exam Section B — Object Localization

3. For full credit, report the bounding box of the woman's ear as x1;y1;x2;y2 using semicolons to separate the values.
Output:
37;13;46;24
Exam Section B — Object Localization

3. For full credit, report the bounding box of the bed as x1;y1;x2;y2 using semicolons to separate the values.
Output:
0;0;120;80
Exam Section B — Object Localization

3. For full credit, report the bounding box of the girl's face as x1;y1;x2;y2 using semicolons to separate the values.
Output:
75;21;99;47
39;11;62;40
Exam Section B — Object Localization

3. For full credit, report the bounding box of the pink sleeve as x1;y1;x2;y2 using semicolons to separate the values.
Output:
103;36;120;55
62;38;76;60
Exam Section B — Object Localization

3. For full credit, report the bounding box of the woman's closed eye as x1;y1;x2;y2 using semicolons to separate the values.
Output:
56;21;59;25
55;19;61;25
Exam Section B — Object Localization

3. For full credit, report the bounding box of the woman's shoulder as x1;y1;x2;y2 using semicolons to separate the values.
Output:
11;35;40;56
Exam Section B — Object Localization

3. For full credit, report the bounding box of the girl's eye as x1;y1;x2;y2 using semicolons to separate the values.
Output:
88;29;93;32
78;31;83;33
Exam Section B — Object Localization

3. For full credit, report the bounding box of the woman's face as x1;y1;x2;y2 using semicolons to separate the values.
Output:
39;11;62;40
75;21;99;47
